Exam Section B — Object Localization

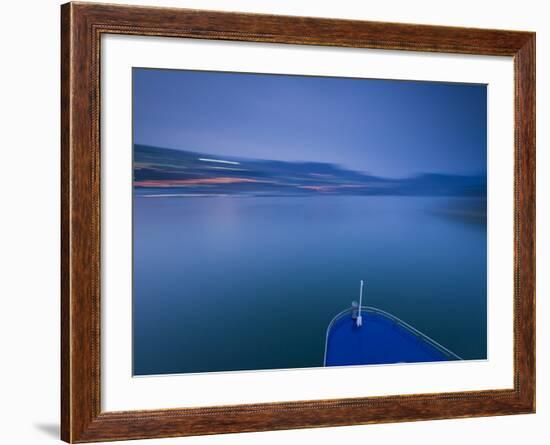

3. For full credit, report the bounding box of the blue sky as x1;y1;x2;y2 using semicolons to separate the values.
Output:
133;68;486;178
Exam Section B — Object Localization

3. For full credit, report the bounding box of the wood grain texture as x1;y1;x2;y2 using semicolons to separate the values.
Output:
60;2;536;442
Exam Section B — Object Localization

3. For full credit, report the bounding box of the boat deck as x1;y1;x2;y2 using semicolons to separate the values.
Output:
324;307;460;367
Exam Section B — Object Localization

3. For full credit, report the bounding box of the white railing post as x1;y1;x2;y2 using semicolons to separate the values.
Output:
356;280;364;327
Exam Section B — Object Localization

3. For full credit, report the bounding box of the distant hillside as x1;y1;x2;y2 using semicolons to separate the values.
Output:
134;144;486;198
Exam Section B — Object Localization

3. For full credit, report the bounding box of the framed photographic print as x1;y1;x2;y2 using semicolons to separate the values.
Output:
61;2;535;442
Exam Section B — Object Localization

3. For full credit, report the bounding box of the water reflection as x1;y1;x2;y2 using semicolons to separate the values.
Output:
133;195;487;375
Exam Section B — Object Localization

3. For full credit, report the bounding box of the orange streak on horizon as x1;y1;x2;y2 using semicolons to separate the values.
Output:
298;184;366;192
135;177;262;187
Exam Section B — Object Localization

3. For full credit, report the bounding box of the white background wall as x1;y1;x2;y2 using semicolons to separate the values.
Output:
0;1;546;444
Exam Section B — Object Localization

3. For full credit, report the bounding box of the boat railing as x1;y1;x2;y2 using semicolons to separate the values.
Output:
323;305;462;366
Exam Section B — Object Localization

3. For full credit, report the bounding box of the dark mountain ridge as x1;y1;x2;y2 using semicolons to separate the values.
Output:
134;144;486;198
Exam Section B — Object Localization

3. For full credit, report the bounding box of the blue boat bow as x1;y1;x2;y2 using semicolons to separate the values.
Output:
324;305;461;367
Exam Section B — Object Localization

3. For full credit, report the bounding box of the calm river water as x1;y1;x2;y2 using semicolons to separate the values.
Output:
133;195;487;375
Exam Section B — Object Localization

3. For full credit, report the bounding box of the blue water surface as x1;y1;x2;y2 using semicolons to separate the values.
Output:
133;195;487;375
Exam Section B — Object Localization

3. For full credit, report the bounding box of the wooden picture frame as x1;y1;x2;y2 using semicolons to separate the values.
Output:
61;2;535;442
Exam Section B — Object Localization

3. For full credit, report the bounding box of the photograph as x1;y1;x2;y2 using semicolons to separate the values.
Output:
0;0;542;442
132;68;488;376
